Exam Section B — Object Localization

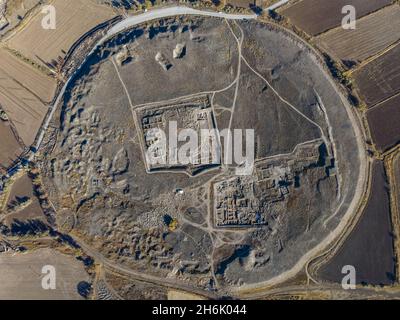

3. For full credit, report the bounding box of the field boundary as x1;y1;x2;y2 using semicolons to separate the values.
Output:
384;146;400;283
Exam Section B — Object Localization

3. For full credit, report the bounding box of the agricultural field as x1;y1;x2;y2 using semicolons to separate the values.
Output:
0;47;56;103
0;248;90;299
1;172;45;227
392;152;400;277
318;161;395;285
0;120;23;169
354;43;400;107
366;94;400;153
0;47;55;148
316;5;400;64
395;155;400;211
6;0;115;69
0;66;47;146
280;0;393;36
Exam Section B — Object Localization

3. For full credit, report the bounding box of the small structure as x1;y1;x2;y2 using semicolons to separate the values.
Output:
173;43;185;59
155;52;172;71
213;176;267;227
133;95;220;176
212;140;326;228
115;45;131;66
0;106;8;121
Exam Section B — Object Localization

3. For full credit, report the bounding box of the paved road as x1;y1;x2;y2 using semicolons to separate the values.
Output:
108;7;257;36
266;0;290;11
238;283;400;300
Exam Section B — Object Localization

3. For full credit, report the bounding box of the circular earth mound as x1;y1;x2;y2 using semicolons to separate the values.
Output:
40;15;364;291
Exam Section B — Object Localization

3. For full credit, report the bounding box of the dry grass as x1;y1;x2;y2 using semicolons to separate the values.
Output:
168;289;206;300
